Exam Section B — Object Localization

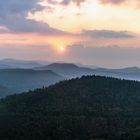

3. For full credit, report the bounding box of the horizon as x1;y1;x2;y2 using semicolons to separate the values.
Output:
1;57;140;69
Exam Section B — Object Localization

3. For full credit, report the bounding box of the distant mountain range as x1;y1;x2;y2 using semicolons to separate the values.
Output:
35;63;140;80
0;58;140;97
94;67;140;81
0;58;45;69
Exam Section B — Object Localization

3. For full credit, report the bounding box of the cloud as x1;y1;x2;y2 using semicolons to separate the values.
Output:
44;0;86;6
61;0;86;6
99;0;126;4
82;30;135;39
0;0;137;36
0;0;68;35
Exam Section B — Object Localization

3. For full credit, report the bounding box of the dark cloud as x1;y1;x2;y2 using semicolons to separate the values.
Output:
99;0;126;4
1;16;67;35
82;30;135;38
0;0;68;35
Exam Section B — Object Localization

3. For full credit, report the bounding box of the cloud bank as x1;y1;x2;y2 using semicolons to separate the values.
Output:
99;0;126;4
0;0;137;36
82;30;135;38
0;0;67;35
61;0;86;6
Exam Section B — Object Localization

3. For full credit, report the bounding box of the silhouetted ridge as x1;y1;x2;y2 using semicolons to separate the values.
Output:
0;76;140;139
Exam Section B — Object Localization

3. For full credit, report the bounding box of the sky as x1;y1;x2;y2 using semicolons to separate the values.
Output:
0;0;140;68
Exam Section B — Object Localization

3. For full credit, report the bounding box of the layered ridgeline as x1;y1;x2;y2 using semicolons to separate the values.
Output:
1;62;140;98
36;63;140;80
0;76;140;140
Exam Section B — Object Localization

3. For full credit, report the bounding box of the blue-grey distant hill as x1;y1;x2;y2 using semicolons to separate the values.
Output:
35;63;94;78
0;58;43;69
94;66;140;81
0;85;15;98
0;69;64;97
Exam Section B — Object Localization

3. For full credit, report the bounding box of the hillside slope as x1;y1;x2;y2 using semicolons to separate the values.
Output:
0;69;64;95
0;76;140;139
0;85;15;98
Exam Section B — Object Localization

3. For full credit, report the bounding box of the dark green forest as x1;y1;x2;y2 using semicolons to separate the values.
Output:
0;75;140;140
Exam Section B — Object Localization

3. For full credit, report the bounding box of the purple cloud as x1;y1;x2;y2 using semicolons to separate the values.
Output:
0;0;68;35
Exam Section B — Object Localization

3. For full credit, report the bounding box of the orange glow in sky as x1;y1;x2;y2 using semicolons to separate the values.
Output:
1;0;140;65
28;0;140;33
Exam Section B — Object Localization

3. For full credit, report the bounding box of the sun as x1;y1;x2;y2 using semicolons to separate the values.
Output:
59;46;65;52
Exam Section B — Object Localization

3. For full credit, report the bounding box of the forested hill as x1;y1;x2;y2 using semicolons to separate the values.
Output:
1;76;140;140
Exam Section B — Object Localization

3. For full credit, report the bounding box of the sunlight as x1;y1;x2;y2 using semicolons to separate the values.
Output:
60;46;65;51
